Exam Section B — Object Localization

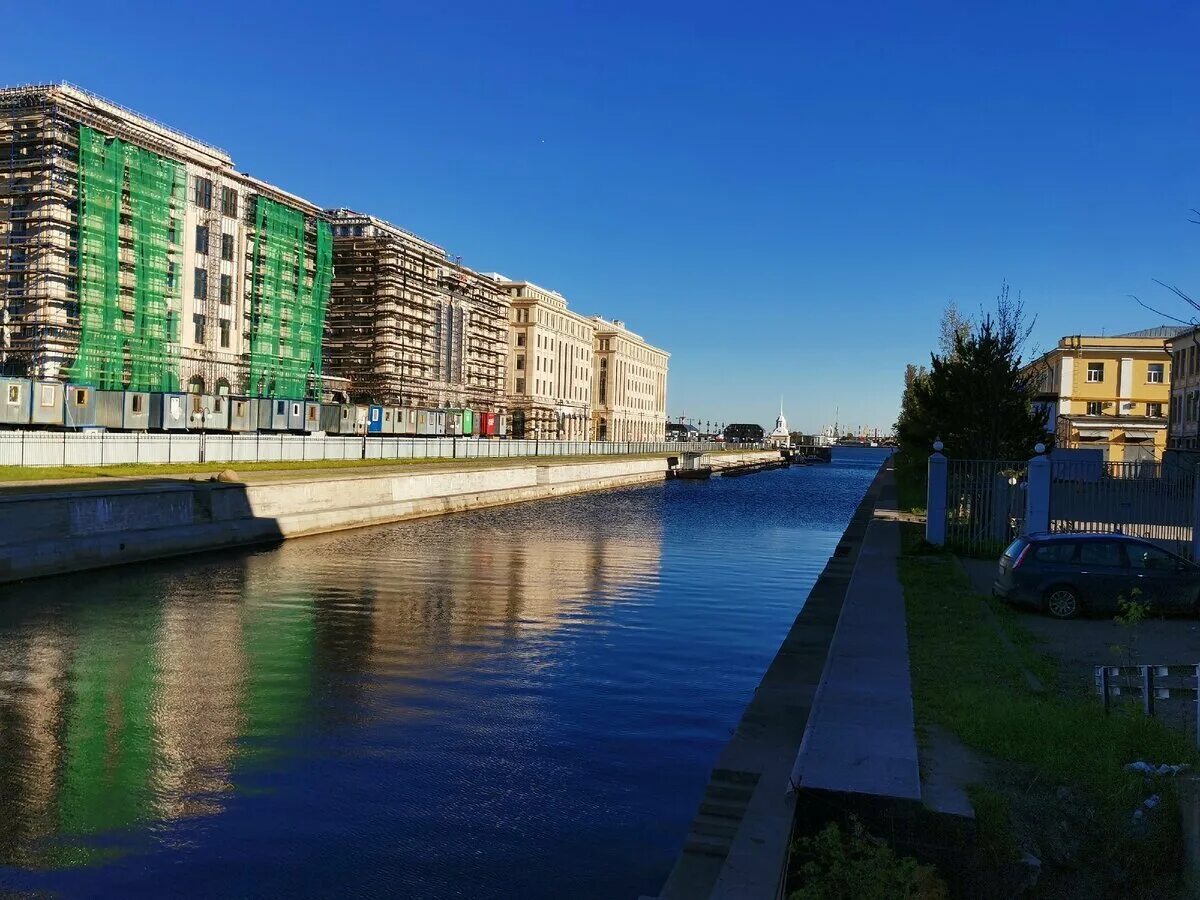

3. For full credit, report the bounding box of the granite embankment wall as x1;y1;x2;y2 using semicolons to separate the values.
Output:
0;451;781;583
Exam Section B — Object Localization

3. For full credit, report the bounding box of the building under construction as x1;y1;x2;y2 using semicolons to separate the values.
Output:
324;209;508;412
0;83;331;399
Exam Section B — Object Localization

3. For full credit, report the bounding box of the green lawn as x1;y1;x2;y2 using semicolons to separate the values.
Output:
901;545;1198;896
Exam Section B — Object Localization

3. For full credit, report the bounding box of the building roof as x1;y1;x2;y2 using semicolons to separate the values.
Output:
1112;325;1191;339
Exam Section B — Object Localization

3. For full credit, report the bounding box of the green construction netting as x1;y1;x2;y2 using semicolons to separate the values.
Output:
67;126;183;391
249;198;331;398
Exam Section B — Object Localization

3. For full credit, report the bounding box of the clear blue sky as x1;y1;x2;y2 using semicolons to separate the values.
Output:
8;1;1200;433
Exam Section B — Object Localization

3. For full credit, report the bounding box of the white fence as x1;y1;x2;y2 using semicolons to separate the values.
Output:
0;433;749;468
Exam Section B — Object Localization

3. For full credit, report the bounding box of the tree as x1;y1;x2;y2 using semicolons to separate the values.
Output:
937;301;972;359
897;284;1047;461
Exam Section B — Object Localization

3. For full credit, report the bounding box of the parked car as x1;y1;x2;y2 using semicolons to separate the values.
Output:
993;532;1200;619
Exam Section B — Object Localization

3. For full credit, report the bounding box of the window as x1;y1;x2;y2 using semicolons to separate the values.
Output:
1079;541;1124;567
39;385;54;407
1087;362;1104;382
516;333;525;347
167;261;176;288
131;394;144;413
221;232;234;262
193;313;206;344
73;388;88;406
6;384;20;404
515;378;525;394
195;224;209;255
220;274;232;304
1086;401;1103;416
193;268;207;300
1147;363;1164;383
220;186;238;217
1128;543;1177;571
193;176;213;210
1148;402;1163;418
515;355;525;370
219;318;231;348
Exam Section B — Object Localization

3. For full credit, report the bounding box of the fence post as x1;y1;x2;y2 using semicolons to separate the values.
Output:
926;441;948;546
1025;442;1051;535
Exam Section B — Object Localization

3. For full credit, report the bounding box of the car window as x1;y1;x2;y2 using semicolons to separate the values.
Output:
1079;541;1124;567
1034;542;1076;563
1127;544;1177;571
1003;538;1028;559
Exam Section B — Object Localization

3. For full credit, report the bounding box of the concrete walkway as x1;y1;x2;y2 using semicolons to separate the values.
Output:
790;488;922;802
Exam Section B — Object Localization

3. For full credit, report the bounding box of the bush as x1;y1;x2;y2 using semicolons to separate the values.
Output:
788;819;947;900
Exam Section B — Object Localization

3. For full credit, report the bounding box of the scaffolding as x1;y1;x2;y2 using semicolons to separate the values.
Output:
249;197;329;398
67;125;182;390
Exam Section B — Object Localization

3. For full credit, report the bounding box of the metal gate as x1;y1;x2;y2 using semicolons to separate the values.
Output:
1051;459;1194;558
946;459;1028;556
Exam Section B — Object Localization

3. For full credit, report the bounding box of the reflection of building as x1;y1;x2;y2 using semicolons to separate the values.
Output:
1026;328;1181;462
495;277;596;439
590;317;669;442
0;83;331;399
324;210;509;410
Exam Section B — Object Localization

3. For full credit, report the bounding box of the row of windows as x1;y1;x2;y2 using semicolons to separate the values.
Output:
192;269;234;304
190;314;232;348
1085;401;1162;416
192;177;238;217
195;225;237;262
1084;361;1164;383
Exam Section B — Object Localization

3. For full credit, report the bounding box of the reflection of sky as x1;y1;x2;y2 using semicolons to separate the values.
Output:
0;449;884;898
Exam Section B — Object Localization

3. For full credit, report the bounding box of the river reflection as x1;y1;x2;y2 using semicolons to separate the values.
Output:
0;450;884;898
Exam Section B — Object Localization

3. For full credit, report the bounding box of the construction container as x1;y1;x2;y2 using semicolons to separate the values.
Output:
0;377;32;426
256;398;290;431
285;400;305;432
432;410;446;436
148;392;186;430
367;405;385;434
303;401;322;433
96;390;151;430
445;410;462;436
399;408;418;435
201;394;232;431
382;407;400;434
64;384;100;428
497;414;509;438
29;381;65;426
229;396;258;432
462;408;475;436
416;409;430;435
481;412;497;437
319;403;342;433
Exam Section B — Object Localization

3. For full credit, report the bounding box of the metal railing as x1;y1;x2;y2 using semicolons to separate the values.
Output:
1097;664;1199;748
0;433;763;468
945;458;1028;556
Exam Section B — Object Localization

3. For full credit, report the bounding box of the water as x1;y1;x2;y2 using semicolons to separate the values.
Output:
0;448;886;899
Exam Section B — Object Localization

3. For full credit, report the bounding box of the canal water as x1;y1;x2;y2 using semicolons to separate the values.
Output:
0;448;886;899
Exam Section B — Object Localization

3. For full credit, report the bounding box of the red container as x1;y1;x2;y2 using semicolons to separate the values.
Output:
482;412;497;437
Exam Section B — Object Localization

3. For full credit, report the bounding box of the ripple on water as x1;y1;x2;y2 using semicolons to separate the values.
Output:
0;449;886;899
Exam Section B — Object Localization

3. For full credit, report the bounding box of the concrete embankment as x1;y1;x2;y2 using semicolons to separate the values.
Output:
0;450;780;583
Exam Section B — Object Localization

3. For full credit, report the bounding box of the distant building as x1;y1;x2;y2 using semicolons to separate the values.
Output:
723;423;764;444
495;277;595;439
323;210;509;411
766;402;790;447
590;317;669;442
1026;327;1182;462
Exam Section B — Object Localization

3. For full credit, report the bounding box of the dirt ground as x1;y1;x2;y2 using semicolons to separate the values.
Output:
960;557;1200;734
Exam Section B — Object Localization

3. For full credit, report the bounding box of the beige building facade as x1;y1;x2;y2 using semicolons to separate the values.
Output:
1166;326;1200;451
590;318;669;442
323;209;508;411
494;277;595;439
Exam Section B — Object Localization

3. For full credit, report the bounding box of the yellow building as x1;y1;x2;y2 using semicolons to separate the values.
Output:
590;317;669;441
1027;327;1182;462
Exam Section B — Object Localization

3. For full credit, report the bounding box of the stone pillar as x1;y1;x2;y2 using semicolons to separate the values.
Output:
926;443;948;546
1025;444;1051;535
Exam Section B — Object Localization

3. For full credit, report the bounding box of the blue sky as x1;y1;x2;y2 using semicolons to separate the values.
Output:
8;1;1200;433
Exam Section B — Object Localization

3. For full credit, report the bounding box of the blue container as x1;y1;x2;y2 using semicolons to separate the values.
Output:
367;404;384;434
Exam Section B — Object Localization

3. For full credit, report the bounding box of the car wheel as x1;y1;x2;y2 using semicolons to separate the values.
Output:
1045;586;1081;620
